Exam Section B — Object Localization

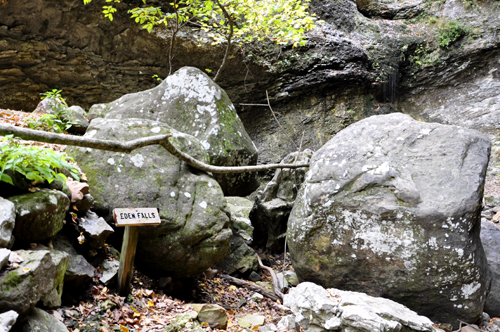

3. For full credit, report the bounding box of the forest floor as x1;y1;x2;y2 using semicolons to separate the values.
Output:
57;252;294;332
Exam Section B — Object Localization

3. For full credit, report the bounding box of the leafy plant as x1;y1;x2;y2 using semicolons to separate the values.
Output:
437;20;468;48
0;135;81;187
37;89;76;132
25;114;70;133
40;89;68;108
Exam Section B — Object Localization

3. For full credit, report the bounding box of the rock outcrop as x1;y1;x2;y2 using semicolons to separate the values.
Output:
67;118;232;278
0;197;15;248
287;113;491;326
251;149;312;251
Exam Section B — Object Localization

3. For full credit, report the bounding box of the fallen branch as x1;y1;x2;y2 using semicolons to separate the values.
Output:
220;274;281;302
0;124;309;173
257;255;284;301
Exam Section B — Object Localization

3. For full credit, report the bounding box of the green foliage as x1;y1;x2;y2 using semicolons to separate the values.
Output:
40;89;68;108
83;0;319;73
437;20;468;48
37;89;75;133
25;114;69;133
152;74;163;82
0;135;81;187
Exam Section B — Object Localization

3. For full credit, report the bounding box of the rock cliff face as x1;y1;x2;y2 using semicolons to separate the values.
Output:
1;0;499;162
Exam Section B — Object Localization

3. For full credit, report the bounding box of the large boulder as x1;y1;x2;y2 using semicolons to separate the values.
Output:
67;118;232;278
480;220;500;317
287;113;491;326
251;150;313;251
0;249;69;314
87;66;259;196
8;190;70;243
284;282;437;332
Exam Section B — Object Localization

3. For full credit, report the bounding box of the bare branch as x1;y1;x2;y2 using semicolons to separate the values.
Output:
0;124;309;173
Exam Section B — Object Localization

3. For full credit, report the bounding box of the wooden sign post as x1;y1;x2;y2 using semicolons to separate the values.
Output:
113;208;161;296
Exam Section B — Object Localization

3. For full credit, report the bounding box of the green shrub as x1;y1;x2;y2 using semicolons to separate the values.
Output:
0;135;81;187
438;20;468;48
25;114;70;133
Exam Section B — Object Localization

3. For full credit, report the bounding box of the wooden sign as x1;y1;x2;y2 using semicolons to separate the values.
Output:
113;208;161;227
112;207;161;296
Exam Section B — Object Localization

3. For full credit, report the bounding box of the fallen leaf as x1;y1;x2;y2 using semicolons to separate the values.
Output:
119;325;129;332
147;301;154;307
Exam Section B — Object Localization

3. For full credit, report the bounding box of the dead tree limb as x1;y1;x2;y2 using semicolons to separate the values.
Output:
220;274;281;302
257;255;284;301
0;124;309;173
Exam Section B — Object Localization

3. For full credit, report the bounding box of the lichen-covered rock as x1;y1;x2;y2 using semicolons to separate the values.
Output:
288;113;491;327
251;150;313;251
0;249;68;314
284;282;437;332
8;189;70;243
11;307;68;332
67;118;232;278
38;249;69;309
480;220;500;318
0;197;15;248
88;66;259;196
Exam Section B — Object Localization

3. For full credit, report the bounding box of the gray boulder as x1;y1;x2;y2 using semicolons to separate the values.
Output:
284;282;438;332
0;250;68;314
480;220;500;317
0;310;18;332
251;149;313;251
11;307;68;332
0;198;15;248
51;232;95;286
88;66;259;196
8;190;69;243
99;258;119;285
75;211;114;249
67;118;232;278
288;113;491;326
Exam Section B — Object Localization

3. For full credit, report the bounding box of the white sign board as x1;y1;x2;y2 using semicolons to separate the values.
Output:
113;208;161;227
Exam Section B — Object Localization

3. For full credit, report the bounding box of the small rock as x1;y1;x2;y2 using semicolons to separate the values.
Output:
250;293;264;302
276;272;288;291
0;197;15;248
0;310;18;332
203;268;217;279
248;271;262;282
99;258;119;284
237;298;247;308
492;206;500;214
238;314;265;328
76;211;114;249
191;303;227;329
73;194;94;214
0;248;10;271
482;210;493;219
258;323;277;332
278;315;298;331
461;325;481;332
283;271;299;286
66;180;90;203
